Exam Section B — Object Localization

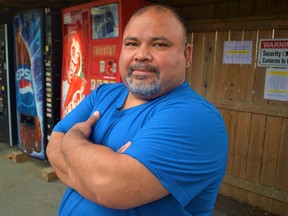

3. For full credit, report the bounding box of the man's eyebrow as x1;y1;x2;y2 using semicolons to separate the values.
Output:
123;36;138;42
151;36;170;42
151;37;173;45
124;36;172;43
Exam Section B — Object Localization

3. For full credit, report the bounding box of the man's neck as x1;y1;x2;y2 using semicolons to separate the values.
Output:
121;92;149;110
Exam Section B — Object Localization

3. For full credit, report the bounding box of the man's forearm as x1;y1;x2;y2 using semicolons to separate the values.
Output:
61;134;117;202
60;133;168;209
47;113;168;209
46;132;73;187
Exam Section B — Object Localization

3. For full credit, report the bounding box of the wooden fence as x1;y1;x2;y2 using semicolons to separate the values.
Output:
186;19;288;215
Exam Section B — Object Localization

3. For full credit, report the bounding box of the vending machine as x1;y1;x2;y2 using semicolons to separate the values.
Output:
61;0;147;118
0;24;17;146
13;8;62;159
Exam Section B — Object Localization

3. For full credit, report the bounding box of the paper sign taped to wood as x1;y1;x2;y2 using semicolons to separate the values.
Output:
223;41;252;64
264;68;288;101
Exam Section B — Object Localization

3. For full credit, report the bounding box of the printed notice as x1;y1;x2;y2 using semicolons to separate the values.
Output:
264;68;288;101
223;41;253;64
258;39;288;67
63;12;72;24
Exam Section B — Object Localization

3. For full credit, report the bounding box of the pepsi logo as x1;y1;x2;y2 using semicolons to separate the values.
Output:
19;78;34;106
17;66;35;106
16;66;32;82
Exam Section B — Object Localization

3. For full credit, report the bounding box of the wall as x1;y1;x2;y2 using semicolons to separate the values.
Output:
181;1;288;215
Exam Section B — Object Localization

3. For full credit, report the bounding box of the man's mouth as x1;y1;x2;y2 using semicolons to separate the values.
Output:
131;70;155;76
128;63;160;76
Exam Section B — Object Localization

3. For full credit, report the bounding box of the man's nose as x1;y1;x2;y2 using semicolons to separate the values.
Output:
134;45;152;62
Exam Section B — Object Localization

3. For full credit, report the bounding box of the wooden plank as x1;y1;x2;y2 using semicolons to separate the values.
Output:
201;32;216;98
218;183;233;197
275;118;288;191
260;116;282;186
5;150;30;163
220;109;237;175
211;31;229;99
238;30;257;102
224;30;242;101
222;175;288;204
41;167;58;182
245;114;265;183
208;97;288;118
167;0;226;7
187;18;288;32
230;187;247;204
247;191;272;213
181;3;215;22
189;32;205;93
271;200;288;216
231;112;251;178
181;0;288;24
253;29;273;104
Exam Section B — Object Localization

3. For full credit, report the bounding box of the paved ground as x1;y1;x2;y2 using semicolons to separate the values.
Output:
0;142;278;216
0;142;66;216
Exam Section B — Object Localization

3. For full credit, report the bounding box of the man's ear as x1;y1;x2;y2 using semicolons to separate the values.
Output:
184;43;192;68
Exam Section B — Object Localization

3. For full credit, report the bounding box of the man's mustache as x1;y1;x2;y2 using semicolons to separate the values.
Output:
128;63;160;76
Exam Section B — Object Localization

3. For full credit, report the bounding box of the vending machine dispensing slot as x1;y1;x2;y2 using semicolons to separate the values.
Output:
20;114;35;128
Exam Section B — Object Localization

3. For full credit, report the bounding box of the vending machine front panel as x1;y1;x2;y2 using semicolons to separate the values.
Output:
14;9;45;158
0;24;17;146
14;8;62;159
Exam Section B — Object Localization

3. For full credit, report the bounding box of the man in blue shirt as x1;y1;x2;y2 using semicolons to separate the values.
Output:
47;4;228;215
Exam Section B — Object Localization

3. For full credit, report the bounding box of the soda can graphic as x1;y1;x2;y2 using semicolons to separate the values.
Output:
61;30;88;118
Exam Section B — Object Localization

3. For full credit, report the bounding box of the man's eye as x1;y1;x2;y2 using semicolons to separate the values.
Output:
154;43;168;47
125;42;137;46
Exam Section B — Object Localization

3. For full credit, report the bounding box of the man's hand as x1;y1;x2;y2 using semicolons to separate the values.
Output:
64;111;100;141
47;111;100;187
47;110;131;189
63;111;131;154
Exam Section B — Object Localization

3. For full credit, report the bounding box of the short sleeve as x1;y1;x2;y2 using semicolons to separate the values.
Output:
123;102;228;207
53;90;97;133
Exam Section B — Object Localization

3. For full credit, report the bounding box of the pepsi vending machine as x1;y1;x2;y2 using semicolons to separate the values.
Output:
0;24;17;146
14;8;62;159
61;0;147;118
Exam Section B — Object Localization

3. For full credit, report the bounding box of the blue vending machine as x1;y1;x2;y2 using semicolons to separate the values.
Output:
14;8;62;159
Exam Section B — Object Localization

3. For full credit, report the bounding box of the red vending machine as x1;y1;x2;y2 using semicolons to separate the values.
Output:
61;0;147;118
13;9;62;159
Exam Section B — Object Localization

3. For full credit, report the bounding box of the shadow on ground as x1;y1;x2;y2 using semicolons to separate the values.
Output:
214;194;280;216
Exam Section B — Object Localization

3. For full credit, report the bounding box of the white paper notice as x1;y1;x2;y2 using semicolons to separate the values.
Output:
264;68;288;101
223;41;253;64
